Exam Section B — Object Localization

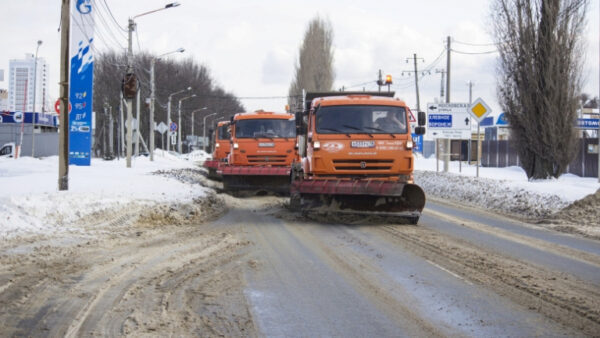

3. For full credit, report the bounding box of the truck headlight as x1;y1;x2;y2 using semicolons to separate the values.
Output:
233;143;239;149
215;143;220;148
406;140;413;149
313;141;320;150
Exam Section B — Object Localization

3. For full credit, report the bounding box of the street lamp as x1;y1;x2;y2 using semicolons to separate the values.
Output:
178;94;196;153
167;87;191;151
149;47;184;161
190;107;207;138
125;2;181;167
203;112;217;153
31;40;42;158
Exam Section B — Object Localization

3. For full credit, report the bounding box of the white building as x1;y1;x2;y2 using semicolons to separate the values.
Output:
8;54;49;112
0;89;8;111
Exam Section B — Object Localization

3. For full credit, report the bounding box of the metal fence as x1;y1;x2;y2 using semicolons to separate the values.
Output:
481;139;599;178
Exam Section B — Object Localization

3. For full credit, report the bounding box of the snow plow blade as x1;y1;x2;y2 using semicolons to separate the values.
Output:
221;166;291;195
203;160;221;179
290;180;426;223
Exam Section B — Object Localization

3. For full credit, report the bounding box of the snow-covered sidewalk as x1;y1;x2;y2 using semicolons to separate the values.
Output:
1;152;598;240
414;156;600;236
0;151;212;239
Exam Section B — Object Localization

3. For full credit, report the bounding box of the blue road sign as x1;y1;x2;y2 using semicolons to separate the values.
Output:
576;118;599;130
497;112;509;126
411;133;423;153
480;116;494;127
170;122;178;132
428;114;452;128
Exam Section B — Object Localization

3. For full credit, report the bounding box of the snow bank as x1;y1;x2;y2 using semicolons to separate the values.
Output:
414;157;600;219
0;154;209;239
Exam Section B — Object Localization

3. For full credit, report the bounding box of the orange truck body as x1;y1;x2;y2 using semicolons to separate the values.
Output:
291;92;426;223
203;121;230;178
220;110;297;194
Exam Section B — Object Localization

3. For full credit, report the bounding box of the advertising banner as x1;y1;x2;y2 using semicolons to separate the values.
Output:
69;0;94;165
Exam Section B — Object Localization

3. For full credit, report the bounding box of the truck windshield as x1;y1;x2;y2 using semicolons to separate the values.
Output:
316;105;408;135
235;118;295;138
217;125;230;140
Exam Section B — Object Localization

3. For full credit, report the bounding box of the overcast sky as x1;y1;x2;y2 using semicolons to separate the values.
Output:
0;0;598;117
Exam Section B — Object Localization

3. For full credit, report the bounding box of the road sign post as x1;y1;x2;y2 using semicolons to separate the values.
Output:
468;98;492;178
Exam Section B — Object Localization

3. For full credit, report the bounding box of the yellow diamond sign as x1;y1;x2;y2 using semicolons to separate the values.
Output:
469;98;492;123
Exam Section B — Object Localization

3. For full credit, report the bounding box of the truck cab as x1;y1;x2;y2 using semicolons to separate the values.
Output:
228;110;297;167
212;121;231;163
300;94;422;182
221;110;297;195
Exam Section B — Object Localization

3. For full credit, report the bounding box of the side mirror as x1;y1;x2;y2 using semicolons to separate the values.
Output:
418;111;426;126
415;126;426;135
295;111;307;135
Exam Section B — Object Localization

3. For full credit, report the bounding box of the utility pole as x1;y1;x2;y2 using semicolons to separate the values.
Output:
446;36;451;103
444;36;452;173
31;40;42;158
119;91;124;157
203;112;216;152
58;0;70;191
149;48;184;160
435;69;446;99
125;18;135;168
108;105;114;158
135;90;140;156
177;94;195;153
412;54;421;111
467;81;474;164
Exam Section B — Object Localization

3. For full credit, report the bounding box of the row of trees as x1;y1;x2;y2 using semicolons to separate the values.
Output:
93;51;244;157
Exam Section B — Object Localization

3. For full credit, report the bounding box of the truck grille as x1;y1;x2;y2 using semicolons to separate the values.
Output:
247;155;287;164
333;159;394;171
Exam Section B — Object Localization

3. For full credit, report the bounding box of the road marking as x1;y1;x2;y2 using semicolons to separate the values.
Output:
425;259;473;285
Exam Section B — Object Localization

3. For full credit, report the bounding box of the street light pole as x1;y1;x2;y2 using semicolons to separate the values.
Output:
203;112;217;152
125;2;180;166
190;107;208;139
31;40;42;158
150;47;184;161
167;87;191;152
177;94;196;153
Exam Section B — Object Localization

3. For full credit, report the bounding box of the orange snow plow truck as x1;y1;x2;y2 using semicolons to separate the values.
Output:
220;110;297;195
290;92;427;224
203;120;230;178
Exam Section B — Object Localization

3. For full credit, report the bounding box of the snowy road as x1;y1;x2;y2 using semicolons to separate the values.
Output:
1;186;599;336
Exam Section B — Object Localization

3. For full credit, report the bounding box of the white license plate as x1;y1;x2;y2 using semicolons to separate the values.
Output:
351;141;375;148
258;142;274;147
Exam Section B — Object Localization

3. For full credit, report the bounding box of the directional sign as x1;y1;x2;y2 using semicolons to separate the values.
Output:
426;102;471;139
469;98;492;123
169;122;177;132
156;121;168;134
496;112;509;126
576;118;599;130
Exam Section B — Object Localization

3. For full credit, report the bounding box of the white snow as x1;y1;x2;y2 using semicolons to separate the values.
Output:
0;150;211;239
1;150;597;239
414;156;600;218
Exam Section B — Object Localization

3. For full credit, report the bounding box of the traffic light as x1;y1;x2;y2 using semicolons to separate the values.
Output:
385;74;393;85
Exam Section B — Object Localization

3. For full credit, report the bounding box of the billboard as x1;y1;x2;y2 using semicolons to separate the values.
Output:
69;0;94;165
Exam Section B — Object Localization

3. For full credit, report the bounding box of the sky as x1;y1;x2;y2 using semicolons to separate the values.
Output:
0;0;598;118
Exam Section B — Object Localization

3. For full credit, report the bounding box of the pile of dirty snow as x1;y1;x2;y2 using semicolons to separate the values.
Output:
0;154;210;239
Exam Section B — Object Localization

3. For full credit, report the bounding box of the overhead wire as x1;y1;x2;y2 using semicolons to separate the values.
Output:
98;0;127;32
452;39;497;47
451;49;498;55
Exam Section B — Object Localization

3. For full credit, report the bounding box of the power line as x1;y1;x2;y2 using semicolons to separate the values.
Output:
99;0;127;32
452;39;497;47
451;48;498;55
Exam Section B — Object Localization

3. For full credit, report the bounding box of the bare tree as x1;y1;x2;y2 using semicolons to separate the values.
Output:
492;0;588;179
93;51;244;156
288;16;335;111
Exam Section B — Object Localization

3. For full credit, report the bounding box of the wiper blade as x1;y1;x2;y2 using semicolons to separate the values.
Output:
364;126;396;138
320;127;351;138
